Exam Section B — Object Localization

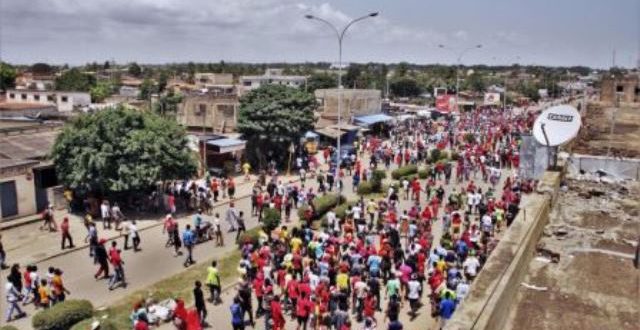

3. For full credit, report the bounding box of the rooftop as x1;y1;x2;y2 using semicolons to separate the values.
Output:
0;129;59;160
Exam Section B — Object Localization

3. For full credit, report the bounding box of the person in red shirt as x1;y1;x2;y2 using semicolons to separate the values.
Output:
271;296;286;330
253;274;265;316
296;292;313;330
363;291;377;320
60;217;75;249
287;276;299;314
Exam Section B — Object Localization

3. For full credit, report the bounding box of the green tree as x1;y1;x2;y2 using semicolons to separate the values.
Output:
154;91;184;116
0;63;17;92
464;72;486;93
89;81;113;103
306;73;336;92
128;62;142;77
138;78;156;100
51;106;196;195
390;78;422;98
395;62;410;77
31;63;54;76
237;85;315;168
55;68;96;91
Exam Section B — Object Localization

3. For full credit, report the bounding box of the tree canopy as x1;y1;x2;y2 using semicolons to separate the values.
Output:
237;85;315;168
0;63;17;92
55;69;96;91
390;78;422;98
128;62;142;78
52;106;197;195
306;73;336;92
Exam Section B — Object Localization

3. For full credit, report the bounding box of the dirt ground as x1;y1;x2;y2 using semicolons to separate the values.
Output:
573;102;640;158
504;178;640;330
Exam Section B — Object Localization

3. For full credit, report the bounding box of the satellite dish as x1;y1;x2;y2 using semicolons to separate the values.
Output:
533;105;581;146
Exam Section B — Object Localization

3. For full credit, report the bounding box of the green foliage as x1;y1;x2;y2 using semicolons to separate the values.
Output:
32;299;94;330
297;193;344;221
0;326;20;330
307;73;337;92
463;72;486;93
450;151;461;161
138;78;156;100
52;106;197;194
238;85;315;168
371;169;387;182
154;91;184;116
0;62;17;92
418;168;429;179
31;63;54;76
70;319;118;330
391;165;418;180
55;69;96;92
357;181;375;195
390;78;422;98
236;227;261;248
128;62;142;78
89;81;114;103
262;207;281;234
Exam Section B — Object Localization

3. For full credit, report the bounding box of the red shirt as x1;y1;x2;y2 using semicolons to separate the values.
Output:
296;298;313;317
271;300;285;329
61;221;70;234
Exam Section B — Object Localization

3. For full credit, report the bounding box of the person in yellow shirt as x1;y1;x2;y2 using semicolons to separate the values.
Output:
290;236;303;254
242;162;251;181
436;257;447;274
206;261;222;305
336;271;349;291
38;279;50;309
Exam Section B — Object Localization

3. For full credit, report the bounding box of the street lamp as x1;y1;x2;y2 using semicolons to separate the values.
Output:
439;44;482;112
493;55;521;110
306;12;379;186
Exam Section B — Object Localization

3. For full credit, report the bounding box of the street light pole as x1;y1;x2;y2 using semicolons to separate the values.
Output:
306;12;379;187
439;44;482;112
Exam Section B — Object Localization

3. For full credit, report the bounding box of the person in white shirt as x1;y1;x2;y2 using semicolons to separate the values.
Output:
463;254;481;280
407;275;422;316
100;200;111;230
456;279;470;302
5;281;26;321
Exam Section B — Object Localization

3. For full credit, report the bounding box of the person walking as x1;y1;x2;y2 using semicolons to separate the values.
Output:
108;241;126;290
235;211;247;242
129;220;141;252
40;204;57;232
228;177;236;199
5;276;26;322
111;202;124;230
51;269;70;303
0;234;7;269
121;219;131;250
182;225;196;267
60;217;75;250
214;213;224;247
206;261;222;305
100;200;111;230
93;239;110;280
194;280;207;325
225;203;238;232
230;297;245;330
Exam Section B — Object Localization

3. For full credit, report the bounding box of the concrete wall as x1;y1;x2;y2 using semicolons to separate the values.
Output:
0;172;37;221
444;170;562;330
177;94;239;132
315;88;382;120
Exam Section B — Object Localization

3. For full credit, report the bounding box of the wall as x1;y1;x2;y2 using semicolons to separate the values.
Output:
177;94;239;132
0;172;37;221
315;88;382;120
444;170;562;330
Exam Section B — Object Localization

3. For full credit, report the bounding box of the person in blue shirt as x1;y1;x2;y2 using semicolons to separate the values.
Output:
439;291;456;328
230;297;245;330
367;254;382;278
193;210;203;240
182;225;196;267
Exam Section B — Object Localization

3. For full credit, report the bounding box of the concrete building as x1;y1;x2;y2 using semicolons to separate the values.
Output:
600;74;640;104
176;88;240;133
15;72;55;91
240;69;306;93
314;89;382;126
195;73;234;88
5;89;91;112
0;123;62;221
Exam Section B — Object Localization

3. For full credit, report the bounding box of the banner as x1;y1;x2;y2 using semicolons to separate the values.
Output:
483;92;501;105
435;94;457;113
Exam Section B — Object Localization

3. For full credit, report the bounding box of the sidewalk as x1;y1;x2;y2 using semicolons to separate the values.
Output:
0;173;299;267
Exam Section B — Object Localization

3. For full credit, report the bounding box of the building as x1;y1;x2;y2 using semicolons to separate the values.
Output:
176;88;240;133
0;123;62;221
5;89;91;112
314;89;382;127
240;69;307;93
600;74;640;104
15;72;55;91
195;73;234;88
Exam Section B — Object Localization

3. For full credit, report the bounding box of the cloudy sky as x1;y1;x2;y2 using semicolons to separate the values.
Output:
0;0;638;68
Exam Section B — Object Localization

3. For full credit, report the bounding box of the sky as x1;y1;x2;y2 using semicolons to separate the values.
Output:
0;0;638;68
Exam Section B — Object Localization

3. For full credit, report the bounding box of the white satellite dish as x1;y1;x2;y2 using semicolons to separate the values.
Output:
533;105;581;146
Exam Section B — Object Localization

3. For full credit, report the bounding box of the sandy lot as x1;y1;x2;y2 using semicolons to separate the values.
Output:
573;102;640;158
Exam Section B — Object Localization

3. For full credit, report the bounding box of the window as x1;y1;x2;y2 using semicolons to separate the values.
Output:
616;85;624;93
47;95;54;102
9;93;15;99
34;94;40;101
21;94;27;100
243;81;252;87
61;96;68;103
195;104;206;116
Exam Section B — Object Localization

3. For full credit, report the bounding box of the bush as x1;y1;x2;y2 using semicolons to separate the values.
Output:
32;300;94;330
1;326;20;330
418;167;429;179
371;169;387;182
71;319;118;330
450;151;461;161
297;205;310;221
262;208;281;234
391;165;418;179
236;227;261;248
429;149;441;164
298;193;344;221
357;181;374;195
319;200;357;227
